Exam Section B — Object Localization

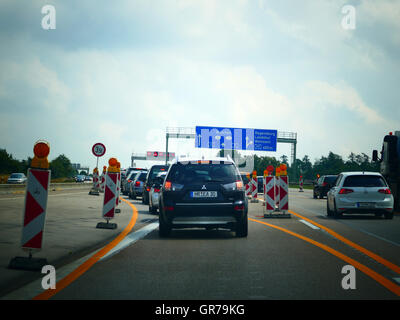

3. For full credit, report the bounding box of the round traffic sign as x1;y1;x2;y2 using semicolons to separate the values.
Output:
92;143;106;157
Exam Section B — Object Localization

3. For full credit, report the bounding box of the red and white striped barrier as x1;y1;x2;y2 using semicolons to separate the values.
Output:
115;172;121;213
245;181;251;197
264;176;275;212
100;170;106;193
21;168;51;251
96;171;118;229
251;175;258;199
279;176;289;212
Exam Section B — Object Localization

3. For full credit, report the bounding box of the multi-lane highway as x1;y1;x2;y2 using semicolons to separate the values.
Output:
1;188;400;301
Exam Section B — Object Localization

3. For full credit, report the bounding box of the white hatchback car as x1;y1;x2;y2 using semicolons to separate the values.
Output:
327;172;394;219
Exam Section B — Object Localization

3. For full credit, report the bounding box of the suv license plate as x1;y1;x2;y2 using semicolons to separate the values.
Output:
191;191;218;198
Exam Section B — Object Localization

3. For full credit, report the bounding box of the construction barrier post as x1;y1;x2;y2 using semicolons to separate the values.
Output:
245;173;251;198
250;170;258;203
115;162;121;213
89;168;100;196
299;175;304;192
100;166;106;193
96;158;119;229
9;141;51;271
263;163;291;219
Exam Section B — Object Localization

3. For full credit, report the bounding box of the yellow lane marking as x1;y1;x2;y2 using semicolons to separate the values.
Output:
249;217;400;297
33;198;138;300
288;209;400;275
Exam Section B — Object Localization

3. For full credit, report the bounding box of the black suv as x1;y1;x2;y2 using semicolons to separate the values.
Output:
313;175;338;199
158;157;248;237
142;165;169;204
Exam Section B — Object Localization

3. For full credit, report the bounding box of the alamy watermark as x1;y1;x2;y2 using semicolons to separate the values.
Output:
341;5;356;30
41;264;56;290
41;5;56;30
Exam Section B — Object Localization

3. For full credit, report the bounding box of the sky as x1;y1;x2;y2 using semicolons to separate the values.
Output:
0;0;399;170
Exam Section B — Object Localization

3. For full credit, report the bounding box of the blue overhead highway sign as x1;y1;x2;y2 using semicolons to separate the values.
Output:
195;126;277;152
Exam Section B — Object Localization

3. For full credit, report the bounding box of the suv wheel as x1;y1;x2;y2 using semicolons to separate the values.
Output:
236;215;248;238
333;201;342;219
384;211;393;219
159;208;171;237
326;200;333;217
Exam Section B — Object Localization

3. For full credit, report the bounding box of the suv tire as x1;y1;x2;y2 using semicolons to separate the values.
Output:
236;215;248;238
159;209;171;237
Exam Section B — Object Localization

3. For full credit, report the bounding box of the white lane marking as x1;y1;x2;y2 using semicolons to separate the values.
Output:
299;219;320;230
100;222;159;261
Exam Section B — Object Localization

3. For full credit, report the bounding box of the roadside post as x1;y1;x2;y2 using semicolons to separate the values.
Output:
9;141;51;271
96;158;118;230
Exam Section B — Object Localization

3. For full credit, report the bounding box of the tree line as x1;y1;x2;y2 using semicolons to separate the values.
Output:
219;150;379;181
0;148;79;179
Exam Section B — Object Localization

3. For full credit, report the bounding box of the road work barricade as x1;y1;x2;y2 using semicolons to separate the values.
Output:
89;168;100;196
9;141;51;271
115;163;121;214
299;176;304;192
263;164;291;218
250;171;258;203
97;158;119;230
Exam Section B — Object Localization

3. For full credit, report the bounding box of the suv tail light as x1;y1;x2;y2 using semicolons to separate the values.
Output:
234;204;244;211
154;188;160;193
236;180;243;191
128;179;132;183
135;181;140;187
339;188;354;194
378;189;391;194
322;182;328;187
146;187;150;192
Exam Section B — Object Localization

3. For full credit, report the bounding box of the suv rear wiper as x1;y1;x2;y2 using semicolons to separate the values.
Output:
202;179;225;183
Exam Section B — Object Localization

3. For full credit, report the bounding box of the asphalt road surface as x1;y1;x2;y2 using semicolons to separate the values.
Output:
38;189;400;300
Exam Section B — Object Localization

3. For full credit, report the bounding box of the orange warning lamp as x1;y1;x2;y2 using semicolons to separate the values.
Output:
31;140;50;169
267;165;274;176
252;170;257;178
280;163;287;176
246;173;250;179
108;158;119;173
103;165;107;172
276;167;281;177
263;169;268;177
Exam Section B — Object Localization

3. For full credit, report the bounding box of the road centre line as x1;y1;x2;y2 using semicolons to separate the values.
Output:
248;217;400;297
33;198;138;300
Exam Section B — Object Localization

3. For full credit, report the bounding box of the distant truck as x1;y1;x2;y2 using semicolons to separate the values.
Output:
372;131;400;211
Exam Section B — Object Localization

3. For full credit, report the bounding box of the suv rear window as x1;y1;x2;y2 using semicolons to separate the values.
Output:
168;163;240;184
136;172;147;182
324;176;337;184
148;166;169;182
343;175;386;187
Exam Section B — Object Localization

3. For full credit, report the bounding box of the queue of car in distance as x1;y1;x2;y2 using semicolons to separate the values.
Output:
7;173;27;184
326;171;394;219
142;165;169;205
158;156;248;238
313;175;338;199
128;171;147;200
121;167;148;195
148;171;167;213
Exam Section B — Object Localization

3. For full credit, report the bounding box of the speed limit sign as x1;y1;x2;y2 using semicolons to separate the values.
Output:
92;143;106;157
